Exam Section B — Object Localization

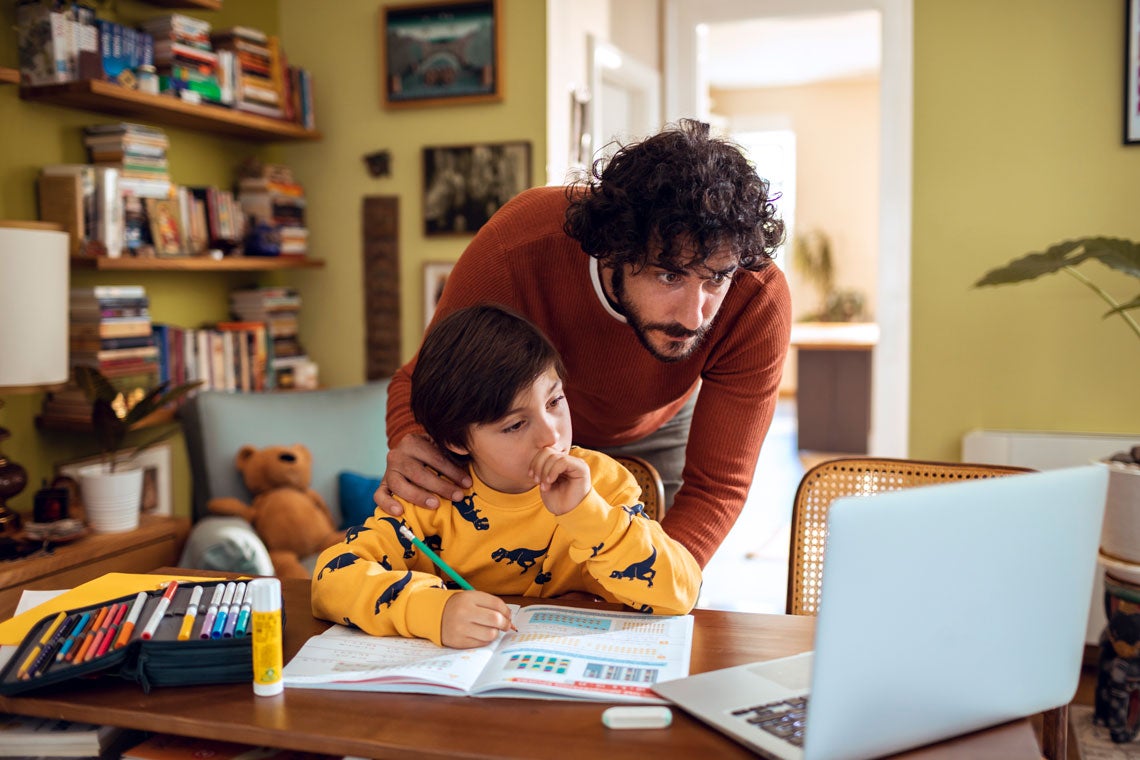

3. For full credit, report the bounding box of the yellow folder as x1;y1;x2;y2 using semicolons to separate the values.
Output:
0;572;220;645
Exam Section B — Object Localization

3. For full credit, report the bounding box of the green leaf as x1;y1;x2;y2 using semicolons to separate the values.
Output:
73;365;119;404
91;398;125;455
974;239;1092;286
1105;294;1140;316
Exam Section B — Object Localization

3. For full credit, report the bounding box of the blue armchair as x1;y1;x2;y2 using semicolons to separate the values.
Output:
178;381;390;575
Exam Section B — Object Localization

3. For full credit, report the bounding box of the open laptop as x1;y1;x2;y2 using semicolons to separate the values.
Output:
654;465;1108;760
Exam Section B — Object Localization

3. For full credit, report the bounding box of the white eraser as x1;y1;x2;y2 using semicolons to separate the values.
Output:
601;705;673;730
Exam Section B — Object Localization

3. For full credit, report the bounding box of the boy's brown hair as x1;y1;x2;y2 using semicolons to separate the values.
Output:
411;304;567;461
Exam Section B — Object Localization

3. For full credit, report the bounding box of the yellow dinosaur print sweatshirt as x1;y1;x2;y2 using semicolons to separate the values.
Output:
310;448;702;645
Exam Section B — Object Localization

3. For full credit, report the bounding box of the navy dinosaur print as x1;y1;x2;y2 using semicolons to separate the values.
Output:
378;555;392;570
535;570;552;585
634;604;654;614
591;541;604;557
345;524;373;544
339;617;361;629
491;545;548;573
375;571;413;612
454;493;489;530
377;517;415;558
610;546;658;588
622;502;646;520
425;534;443;552
317;552;359;579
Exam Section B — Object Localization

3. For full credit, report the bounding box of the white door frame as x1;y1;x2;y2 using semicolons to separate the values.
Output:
664;0;913;457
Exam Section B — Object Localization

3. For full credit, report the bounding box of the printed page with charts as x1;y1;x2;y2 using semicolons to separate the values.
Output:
283;604;693;703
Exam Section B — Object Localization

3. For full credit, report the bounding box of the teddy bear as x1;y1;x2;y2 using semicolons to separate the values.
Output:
207;443;345;579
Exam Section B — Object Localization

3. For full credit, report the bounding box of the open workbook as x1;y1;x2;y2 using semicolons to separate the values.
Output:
282;604;693;703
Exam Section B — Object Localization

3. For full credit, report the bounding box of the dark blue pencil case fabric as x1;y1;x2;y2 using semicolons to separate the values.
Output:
0;579;271;696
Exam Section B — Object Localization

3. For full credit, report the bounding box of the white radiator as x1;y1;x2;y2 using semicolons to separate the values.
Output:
962;429;1140;645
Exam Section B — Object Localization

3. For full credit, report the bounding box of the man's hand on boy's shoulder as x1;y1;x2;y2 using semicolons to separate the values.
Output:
375;432;473;515
531;447;590;516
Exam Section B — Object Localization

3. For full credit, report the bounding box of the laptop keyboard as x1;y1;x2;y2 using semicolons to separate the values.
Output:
732;696;809;747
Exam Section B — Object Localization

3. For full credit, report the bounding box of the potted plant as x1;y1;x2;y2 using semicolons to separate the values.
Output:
976;237;1140;562
72;366;201;532
791;229;866;322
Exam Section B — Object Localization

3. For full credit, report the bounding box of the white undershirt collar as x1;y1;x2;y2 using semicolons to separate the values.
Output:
589;258;627;323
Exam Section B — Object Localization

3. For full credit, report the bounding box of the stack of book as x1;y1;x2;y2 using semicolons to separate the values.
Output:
15;2;106;85
236;162;308;256
211;26;284;119
229;286;315;389
141;13;222;104
41;285;159;424
0;712;126;758
84;122;172;201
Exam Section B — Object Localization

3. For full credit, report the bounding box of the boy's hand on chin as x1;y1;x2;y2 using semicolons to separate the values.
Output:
441;591;514;649
531;447;590;516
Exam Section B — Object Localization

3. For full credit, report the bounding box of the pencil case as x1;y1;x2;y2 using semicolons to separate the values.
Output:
0;579;281;696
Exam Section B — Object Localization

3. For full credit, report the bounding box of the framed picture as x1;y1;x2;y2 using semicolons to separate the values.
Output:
1127;0;1140;143
422;141;531;235
381;0;502;108
423;260;455;331
144;197;182;256
57;442;174;517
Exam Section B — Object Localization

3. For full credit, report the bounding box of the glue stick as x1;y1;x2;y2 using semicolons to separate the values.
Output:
249;578;283;696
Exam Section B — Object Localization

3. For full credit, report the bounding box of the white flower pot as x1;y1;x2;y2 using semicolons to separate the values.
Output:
1101;461;1140;564
77;463;143;533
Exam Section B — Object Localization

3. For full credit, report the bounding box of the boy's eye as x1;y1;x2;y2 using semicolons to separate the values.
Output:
502;420;525;433
547;394;565;409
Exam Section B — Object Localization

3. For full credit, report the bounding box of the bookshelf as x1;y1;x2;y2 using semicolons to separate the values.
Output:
143;0;223;9
20;81;320;141
36;407;176;433
71;255;324;271
0;67;18;85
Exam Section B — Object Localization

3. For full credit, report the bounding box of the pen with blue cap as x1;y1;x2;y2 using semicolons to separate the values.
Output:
221;582;245;637
210;581;237;639
233;583;254;637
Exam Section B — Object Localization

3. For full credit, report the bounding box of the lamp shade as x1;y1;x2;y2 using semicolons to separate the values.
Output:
0;221;69;391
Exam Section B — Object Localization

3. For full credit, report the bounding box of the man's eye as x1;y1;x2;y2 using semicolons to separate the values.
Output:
658;272;681;285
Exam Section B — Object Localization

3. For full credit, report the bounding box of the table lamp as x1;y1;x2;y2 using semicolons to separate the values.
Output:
0;221;70;538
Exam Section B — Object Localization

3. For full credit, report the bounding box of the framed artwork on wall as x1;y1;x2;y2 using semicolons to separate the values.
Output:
1126;0;1140;143
422;141;531;236
56;442;174;517
423;260;455;331
381;0;502;109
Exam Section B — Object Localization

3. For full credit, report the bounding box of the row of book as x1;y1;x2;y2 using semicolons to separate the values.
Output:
14;3;315;129
236;161;308;256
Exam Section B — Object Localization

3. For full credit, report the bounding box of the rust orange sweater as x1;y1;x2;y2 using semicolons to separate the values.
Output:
388;186;792;567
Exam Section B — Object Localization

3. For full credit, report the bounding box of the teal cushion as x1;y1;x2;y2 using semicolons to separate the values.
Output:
338;470;382;529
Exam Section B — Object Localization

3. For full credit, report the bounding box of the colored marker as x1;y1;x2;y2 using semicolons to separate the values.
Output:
27;613;77;678
17;612;67;680
399;525;474;589
177;585;204;641
73;604;111;662
198;584;225;639
83;603;123;663
210;582;237;639
221;583;244;638
93;603;129;658
233;583;254;637
115;591;149;649
140;581;180;640
56;611;91;662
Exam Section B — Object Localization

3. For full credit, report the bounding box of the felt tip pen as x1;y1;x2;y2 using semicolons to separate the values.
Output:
211;582;238;639
115;591;149;649
17;612;68;680
140;581;180;640
56;611;91;661
83;603;124;663
177;585;204;641
73;604;111;662
399;525;474;590
221;583;245;638
198;584;225;639
233;583;254;637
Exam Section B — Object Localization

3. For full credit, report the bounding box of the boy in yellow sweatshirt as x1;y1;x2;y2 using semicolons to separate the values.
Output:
311;304;702;648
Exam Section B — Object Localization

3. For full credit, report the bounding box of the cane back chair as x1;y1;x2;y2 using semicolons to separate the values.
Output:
614;455;666;522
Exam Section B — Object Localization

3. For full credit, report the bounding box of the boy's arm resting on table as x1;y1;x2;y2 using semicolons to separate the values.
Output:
558;478;702;616
310;513;461;645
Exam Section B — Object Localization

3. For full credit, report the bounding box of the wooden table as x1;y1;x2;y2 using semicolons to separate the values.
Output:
0;572;1042;760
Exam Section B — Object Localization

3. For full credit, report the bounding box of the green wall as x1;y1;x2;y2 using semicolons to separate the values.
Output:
911;0;1140;459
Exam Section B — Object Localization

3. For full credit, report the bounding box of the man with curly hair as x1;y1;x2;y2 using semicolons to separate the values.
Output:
377;120;792;568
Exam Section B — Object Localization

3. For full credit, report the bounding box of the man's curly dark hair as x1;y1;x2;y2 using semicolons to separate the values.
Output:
563;119;784;273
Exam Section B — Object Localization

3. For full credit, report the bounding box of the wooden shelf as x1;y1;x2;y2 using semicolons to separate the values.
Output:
36;407;176;433
20;80;320;141
70;255;325;271
0;68;19;86
143;0;222;8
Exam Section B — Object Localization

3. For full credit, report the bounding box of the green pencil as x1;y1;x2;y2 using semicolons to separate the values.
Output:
398;525;474;590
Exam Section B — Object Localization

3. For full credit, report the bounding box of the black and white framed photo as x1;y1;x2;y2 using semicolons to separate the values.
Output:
422;141;531;236
423;260;455;331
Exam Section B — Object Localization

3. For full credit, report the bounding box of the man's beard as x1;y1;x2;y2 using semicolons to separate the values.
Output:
611;267;711;363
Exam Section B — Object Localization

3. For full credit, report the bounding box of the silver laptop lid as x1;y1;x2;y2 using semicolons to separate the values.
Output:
804;464;1108;760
